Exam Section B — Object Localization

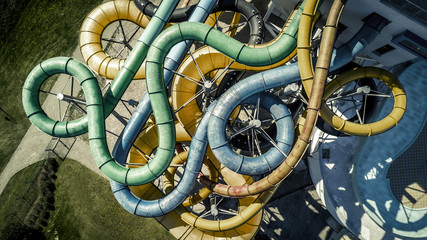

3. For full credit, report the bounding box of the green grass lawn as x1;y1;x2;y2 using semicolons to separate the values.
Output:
0;161;43;230
44;159;175;240
0;0;104;173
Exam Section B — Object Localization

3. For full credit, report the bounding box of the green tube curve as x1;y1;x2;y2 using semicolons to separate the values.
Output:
22;57;175;185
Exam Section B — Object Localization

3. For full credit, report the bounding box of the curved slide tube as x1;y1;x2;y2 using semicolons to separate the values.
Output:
169;2;303;138
168;4;307;94
110;101;264;231
79;0;159;80
209;93;294;175
133;0;198;22
320;67;406;136
111;1;258;224
203;0;404;197
131;1;305;201
297;0;406;136
126;123;265;234
110;106;212;217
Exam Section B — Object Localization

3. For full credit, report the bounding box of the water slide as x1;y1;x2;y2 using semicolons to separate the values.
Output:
21;0;408;238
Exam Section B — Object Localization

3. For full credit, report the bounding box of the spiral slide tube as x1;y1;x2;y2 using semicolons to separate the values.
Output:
108;0;306;222
79;0;162;80
121;102;268;232
107;0;239;218
110;101;263;232
110;105;211;217
297;0;406;136
113;123;261;236
169;5;315;142
112;0;265;164
209;93;294;175
108;0;268;225
23;0;184;186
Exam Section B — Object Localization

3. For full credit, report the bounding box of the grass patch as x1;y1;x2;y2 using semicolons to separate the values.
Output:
0;161;44;230
44;159;175;240
0;0;104;173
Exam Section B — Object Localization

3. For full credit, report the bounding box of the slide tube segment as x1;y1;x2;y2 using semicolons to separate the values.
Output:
23;0;180;138
125;115;265;232
320;67;406;136
168;3;309;80
136;1;305;198
80;0;264;80
79;0;164;80
298;0;406;136
201;10;406;195
112;0;218;164
142;0;304;72
133;0;197;22
162;151;219;207
164;2;305;137
209;93;294;175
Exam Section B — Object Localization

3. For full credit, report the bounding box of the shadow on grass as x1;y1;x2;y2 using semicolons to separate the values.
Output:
44;159;175;240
